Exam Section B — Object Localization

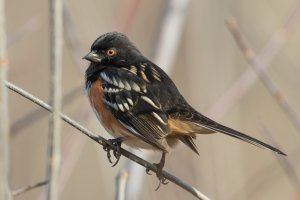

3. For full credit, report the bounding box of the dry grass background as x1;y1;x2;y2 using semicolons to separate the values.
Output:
6;0;300;199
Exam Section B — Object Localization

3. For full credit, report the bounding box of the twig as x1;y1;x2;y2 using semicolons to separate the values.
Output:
0;0;11;199
4;80;210;200
47;0;63;199
12;180;48;197
207;2;300;120
115;169;129;200
225;17;300;134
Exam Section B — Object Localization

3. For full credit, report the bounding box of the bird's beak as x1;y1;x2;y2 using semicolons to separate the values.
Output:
83;50;102;62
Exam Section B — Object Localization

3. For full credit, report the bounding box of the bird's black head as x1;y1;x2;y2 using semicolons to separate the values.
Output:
83;32;142;66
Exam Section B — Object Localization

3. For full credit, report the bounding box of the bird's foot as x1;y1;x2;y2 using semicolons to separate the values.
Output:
102;137;125;167
154;162;169;191
145;152;168;190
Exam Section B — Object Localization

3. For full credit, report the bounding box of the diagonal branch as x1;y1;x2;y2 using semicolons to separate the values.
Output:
12;180;48;197
4;80;210;200
208;2;300;120
225;17;300;135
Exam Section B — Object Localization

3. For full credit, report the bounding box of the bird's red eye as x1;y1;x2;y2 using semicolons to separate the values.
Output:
106;48;117;57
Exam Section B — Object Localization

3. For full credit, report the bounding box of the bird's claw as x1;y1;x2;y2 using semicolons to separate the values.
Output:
102;137;124;167
145;155;168;190
154;163;169;190
145;167;152;175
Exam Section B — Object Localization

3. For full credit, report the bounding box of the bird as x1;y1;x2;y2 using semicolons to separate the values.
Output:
83;32;286;187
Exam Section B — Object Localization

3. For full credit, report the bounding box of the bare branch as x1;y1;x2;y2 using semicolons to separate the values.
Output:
225;17;300;134
115;169;129;200
208;3;300;120
4;80;210;200
47;0;63;199
0;0;11;199
12;180;48;197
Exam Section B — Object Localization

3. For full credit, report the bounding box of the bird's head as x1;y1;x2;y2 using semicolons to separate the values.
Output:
83;32;142;66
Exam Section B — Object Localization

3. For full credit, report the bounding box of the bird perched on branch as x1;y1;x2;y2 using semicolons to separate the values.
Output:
83;32;286;188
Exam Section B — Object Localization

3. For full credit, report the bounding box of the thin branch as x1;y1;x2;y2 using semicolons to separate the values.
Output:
4;80;210;200
0;0;11;199
115;169;129;200
225;17;300;134
207;2;300;120
12;180;48;197
47;0;63;199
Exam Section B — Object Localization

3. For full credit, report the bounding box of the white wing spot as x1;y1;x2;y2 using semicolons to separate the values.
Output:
141;96;160;109
123;102;130;111
156;125;164;133
131;82;141;92
127;98;134;106
104;87;121;93
123;80;131;90
118;103;125;112
100;72;113;84
104;99;119;111
152;112;167;125
117;80;125;89
112;77;119;87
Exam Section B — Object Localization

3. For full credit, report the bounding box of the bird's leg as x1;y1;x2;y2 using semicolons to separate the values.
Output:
102;137;126;167
145;152;169;190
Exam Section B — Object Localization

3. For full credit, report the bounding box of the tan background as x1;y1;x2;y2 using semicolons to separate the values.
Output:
7;0;300;199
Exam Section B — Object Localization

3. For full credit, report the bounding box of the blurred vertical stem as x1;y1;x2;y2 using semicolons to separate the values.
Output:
125;0;189;199
47;0;63;199
0;0;11;199
115;169;129;200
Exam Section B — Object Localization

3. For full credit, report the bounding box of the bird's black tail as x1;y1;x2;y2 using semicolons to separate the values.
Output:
193;113;286;156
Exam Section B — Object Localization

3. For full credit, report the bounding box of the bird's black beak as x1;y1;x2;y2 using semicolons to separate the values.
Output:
83;50;102;62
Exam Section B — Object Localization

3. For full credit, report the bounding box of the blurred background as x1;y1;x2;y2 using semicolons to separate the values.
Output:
6;0;300;199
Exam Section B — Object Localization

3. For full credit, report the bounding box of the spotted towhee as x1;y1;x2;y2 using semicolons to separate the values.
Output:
83;32;286;185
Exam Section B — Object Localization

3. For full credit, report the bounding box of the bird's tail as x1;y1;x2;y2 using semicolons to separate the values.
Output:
192;113;286;156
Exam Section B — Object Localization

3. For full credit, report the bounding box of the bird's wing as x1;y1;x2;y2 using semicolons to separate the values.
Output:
99;67;169;151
